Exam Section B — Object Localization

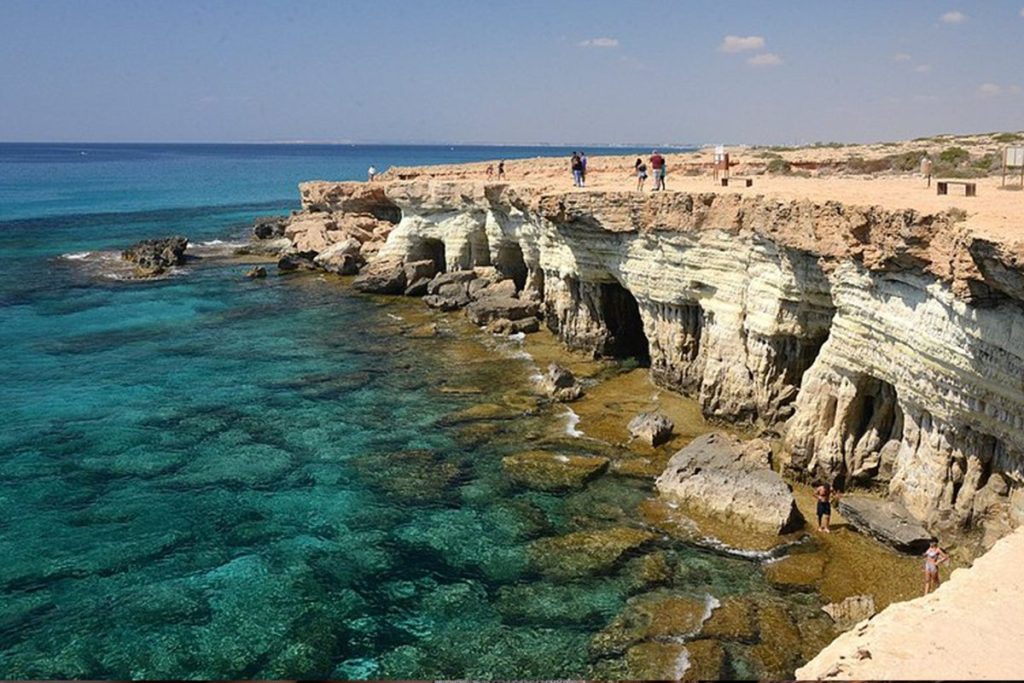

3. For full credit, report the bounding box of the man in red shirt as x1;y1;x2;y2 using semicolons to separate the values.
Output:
649;150;666;191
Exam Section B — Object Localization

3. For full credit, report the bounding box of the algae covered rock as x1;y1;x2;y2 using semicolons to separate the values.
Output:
501;450;608;491
530;527;658;579
590;591;711;657
700;597;758;643
350;449;462;503
764;550;828;591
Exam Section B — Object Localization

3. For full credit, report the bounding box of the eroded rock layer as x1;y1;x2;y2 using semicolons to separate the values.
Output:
281;179;1024;543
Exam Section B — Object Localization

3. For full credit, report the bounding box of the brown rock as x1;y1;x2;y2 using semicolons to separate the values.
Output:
501;450;609;491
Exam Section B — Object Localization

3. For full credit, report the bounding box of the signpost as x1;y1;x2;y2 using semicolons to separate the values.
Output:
1003;147;1024;189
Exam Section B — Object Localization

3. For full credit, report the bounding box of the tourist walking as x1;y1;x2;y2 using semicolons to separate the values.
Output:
580;151;588;185
571;152;584;187
814;482;840;533
649;150;666;191
635;157;648;191
486;163;494;179
367;165;377;182
497;160;506;179
923;539;949;595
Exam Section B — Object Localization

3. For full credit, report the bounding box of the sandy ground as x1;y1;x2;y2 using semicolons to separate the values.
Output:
796;526;1024;680
382;143;1024;251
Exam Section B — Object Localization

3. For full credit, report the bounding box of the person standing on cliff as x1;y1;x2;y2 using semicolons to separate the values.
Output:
650;150;666;191
814;482;840;533
923;538;950;594
635;157;648;191
571;152;583;187
580;151;588;185
497;160;506;180
367;165;377;182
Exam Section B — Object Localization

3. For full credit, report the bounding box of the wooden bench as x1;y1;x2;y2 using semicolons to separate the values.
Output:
721;177;753;187
936;180;977;197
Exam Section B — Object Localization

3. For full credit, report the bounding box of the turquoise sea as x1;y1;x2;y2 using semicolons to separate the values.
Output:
1;143;830;679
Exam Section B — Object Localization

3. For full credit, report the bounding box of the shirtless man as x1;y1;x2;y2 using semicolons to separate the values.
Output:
923;539;950;594
814;482;840;533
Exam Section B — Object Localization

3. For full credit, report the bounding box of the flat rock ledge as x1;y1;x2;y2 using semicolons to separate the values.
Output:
837;495;932;554
655;433;804;535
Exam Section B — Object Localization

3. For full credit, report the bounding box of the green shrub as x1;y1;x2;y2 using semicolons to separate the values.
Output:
992;132;1022;143
846;156;890;174
939;146;969;165
766;157;792;174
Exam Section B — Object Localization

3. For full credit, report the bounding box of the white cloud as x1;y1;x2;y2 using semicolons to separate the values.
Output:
893;52;912;62
913;64;932;73
719;35;765;53
978;83;1003;96
940;11;966;24
577;37;619;48
747;52;782;67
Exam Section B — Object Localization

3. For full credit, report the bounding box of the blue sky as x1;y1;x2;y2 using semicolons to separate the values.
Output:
2;1;1022;144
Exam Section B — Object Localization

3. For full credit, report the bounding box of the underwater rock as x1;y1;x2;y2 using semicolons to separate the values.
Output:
494;581;624;626
749;599;804;679
656;432;804;535
121;236;188;277
590;590;712;657
623;551;674;593
822;594;876;631
530;527;658;579
764;550;828;591
837;495;933;553
627;411;675;446
350;449;462;503
501;450;609;491
700;597;758;643
277;252;317;271
245;266;267;279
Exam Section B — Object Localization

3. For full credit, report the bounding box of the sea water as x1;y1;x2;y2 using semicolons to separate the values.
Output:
1;143;835;679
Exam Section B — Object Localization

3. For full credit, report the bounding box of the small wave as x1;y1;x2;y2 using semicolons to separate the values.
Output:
200;239;225;246
563;407;584;437
62;251;92;260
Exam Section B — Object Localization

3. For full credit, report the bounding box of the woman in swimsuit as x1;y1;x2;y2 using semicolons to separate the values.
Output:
923;539;949;595
814;483;839;533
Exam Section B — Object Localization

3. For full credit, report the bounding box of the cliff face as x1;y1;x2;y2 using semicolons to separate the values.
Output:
290;180;1024;541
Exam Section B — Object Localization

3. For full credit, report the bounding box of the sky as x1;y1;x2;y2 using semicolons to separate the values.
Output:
1;0;1022;145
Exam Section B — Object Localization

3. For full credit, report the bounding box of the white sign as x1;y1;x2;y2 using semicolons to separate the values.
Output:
1005;147;1024;167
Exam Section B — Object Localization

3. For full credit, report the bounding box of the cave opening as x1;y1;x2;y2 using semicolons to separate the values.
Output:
844;374;904;484
494;242;528;291
599;282;651;365
409;238;447;274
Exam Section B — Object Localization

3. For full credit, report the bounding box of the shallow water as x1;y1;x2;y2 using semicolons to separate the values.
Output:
0;144;918;679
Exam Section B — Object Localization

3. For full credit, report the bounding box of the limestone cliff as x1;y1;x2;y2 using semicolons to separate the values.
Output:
282;179;1024;544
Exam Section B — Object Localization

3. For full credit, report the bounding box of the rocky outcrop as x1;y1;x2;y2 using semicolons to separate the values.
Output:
540;364;583;402
121;236;188;277
836;495;932;553
280;176;1024;546
655;433;804;534
252;215;288;239
822;595;876;631
628;412;675;446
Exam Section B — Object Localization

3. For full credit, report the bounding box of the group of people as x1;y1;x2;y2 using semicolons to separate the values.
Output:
486;160;506;180
566;150;668;191
814;481;950;595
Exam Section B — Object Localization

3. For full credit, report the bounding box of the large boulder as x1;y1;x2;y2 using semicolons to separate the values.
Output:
655;432;804;534
277;252;317;272
252;215;288;239
403;259;437;285
540;364;583;402
313;238;363;275
121;236;188;277
465;296;540;326
352;260;407;294
628;412;675;446
836;495;932;553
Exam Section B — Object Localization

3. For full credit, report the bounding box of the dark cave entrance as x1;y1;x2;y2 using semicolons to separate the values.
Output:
600;282;651;365
409;238;447;274
494;242;528;291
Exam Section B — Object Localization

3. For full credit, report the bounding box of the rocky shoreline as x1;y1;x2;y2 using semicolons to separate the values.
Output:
245;155;1024;677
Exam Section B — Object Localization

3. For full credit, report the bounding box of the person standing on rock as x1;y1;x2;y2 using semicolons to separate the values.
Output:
497;160;506;180
814;482;840;533
486;163;494;179
635;157;648;191
367;165;377;182
923;538;949;594
650;150;666;191
571;152;583;187
580;151;588;185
